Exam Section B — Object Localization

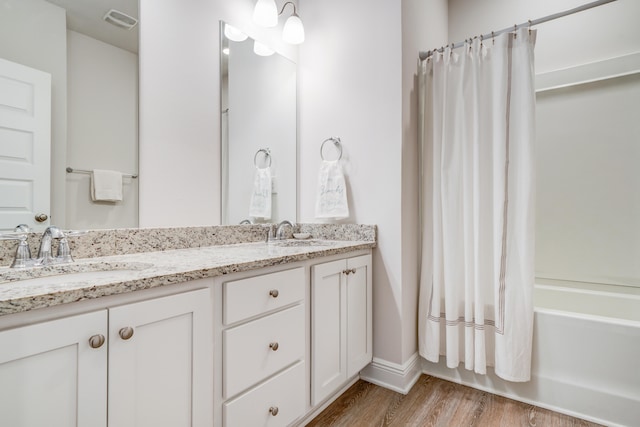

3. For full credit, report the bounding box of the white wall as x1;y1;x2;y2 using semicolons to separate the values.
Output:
138;0;298;227
66;31;138;229
0;0;67;227
298;0;404;364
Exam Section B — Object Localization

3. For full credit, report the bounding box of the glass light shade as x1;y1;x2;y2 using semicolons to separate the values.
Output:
224;24;248;42
253;0;278;28
253;40;275;56
282;14;305;44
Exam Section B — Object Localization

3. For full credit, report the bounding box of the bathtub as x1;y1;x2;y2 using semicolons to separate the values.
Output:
421;281;640;427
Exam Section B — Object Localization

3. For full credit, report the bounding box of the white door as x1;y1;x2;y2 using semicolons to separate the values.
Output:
108;288;213;427
0;57;51;231
0;310;108;427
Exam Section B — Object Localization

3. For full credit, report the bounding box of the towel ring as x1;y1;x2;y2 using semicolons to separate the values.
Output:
320;137;342;161
254;148;272;169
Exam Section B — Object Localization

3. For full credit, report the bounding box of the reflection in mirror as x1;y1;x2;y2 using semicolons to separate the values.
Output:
0;0;138;232
220;21;297;225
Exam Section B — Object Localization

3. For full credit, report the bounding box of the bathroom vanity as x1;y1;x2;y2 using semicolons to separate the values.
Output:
0;224;375;427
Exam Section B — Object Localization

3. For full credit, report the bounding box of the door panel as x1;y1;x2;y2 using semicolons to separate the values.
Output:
0;57;51;231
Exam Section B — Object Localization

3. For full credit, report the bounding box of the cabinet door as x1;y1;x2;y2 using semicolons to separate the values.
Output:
346;254;373;376
0;310;108;427
311;259;347;406
108;288;213;427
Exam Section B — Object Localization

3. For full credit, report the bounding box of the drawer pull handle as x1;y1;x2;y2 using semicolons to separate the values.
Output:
269;406;279;416
88;334;105;349
119;327;134;340
269;342;279;351
350;268;357;275
269;289;279;298
342;269;350;275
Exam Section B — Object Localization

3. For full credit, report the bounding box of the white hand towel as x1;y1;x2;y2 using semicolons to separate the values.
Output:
91;169;123;202
249;167;272;219
315;160;349;219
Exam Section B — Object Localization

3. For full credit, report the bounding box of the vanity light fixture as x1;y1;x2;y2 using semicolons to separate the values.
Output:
252;0;305;45
280;2;305;44
224;23;248;42
253;40;275;56
252;0;278;28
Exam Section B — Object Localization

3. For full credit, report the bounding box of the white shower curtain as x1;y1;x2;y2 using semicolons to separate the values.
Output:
418;28;537;382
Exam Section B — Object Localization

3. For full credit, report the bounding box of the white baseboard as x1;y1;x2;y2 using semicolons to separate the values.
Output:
421;357;638;427
359;353;422;395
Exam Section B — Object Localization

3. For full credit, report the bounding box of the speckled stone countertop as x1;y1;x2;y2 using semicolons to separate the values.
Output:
0;239;374;316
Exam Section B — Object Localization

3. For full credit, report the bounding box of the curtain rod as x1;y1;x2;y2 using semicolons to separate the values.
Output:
419;0;618;60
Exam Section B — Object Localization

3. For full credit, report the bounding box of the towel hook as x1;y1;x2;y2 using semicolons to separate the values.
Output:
320;137;342;161
254;148;272;169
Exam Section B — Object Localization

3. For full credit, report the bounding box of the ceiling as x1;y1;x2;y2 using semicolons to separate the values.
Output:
47;0;138;53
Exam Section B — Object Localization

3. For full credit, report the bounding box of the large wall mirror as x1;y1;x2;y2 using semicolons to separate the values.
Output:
220;21;297;225
0;0;138;232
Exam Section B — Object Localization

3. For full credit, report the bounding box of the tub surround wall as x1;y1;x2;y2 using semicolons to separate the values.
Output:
0;224;376;267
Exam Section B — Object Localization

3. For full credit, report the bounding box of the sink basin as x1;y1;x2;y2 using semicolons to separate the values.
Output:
270;239;333;247
0;262;153;287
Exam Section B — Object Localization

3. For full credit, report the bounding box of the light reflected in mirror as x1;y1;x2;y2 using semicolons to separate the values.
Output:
220;21;297;225
0;0;138;232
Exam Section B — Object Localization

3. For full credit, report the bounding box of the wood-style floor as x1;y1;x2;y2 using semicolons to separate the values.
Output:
306;375;602;427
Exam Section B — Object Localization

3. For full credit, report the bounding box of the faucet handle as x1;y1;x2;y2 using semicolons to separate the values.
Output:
55;230;87;263
0;232;33;268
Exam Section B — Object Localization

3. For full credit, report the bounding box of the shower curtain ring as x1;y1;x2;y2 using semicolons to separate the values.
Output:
492;31;495;45
528;19;532;35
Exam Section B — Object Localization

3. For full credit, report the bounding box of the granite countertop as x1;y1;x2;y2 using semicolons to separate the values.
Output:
0;239;374;316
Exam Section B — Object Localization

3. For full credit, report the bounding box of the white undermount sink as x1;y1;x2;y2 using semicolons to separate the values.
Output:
270;239;333;247
0;262;152;287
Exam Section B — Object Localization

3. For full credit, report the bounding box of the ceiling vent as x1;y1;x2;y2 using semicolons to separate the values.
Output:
103;9;138;30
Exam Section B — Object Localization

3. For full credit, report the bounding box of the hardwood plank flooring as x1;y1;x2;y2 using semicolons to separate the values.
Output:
306;375;603;427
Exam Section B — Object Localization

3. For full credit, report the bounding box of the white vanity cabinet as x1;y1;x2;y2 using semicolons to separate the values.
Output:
0;310;108;427
311;254;372;406
0;285;213;427
108;287;213;427
217;267;307;427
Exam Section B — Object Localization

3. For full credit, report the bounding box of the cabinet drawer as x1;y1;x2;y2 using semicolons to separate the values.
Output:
224;361;305;427
223;267;304;324
224;304;304;398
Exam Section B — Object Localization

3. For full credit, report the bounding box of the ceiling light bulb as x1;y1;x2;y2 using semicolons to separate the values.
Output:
253;40;275;56
224;24;248;42
282;13;305;44
253;0;278;28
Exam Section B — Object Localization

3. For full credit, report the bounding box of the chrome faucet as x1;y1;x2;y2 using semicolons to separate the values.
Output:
37;226;66;265
275;220;293;240
1;225;84;268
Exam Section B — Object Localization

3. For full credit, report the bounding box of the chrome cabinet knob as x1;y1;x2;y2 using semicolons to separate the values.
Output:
269;406;279;416
119;327;134;340
89;334;105;349
269;289;279;298
35;213;48;223
269;342;279;351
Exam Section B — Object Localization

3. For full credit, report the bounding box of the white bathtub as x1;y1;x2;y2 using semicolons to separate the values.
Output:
422;281;640;427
